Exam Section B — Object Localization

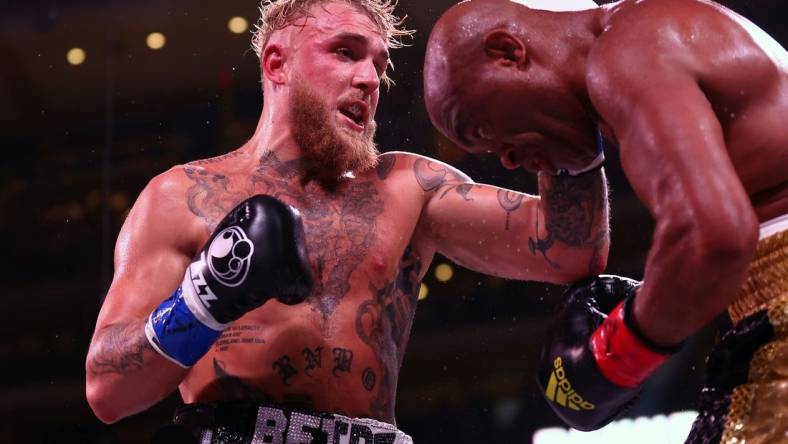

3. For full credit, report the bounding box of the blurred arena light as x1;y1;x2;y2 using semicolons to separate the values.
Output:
434;263;454;282
66;47;86;65
228;16;249;34
533;411;697;444
146;32;167;50
418;283;429;301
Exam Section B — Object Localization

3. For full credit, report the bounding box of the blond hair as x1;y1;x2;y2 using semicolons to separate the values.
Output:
251;0;414;86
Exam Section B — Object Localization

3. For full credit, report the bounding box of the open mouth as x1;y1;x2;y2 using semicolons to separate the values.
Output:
338;103;366;130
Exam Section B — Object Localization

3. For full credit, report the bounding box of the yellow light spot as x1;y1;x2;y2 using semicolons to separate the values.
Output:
434;263;454;282
146;32;167;50
66;48;86;65
228;16;249;34
418;283;429;301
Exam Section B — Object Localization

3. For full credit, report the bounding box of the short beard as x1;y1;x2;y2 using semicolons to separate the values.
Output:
289;78;379;188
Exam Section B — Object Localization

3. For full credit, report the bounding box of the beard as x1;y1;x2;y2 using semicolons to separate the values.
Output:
289;78;379;186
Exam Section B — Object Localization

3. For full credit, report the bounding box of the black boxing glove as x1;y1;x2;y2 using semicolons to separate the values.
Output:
536;275;678;431
145;195;313;367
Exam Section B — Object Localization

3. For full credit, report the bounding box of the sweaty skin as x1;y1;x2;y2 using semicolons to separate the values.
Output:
424;0;788;347
85;2;610;426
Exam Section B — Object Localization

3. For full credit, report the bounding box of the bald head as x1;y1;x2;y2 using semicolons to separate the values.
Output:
424;0;522;142
424;0;599;148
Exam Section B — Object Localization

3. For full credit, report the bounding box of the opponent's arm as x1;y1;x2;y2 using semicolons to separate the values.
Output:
412;155;609;284
86;171;196;423
535;45;758;434
590;62;758;347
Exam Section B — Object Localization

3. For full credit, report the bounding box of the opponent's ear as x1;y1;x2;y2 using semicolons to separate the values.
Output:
262;44;287;85
483;30;526;67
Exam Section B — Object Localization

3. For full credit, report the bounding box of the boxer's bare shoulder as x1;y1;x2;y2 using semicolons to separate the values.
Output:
591;0;784;99
117;166;206;267
589;0;788;217
378;151;473;198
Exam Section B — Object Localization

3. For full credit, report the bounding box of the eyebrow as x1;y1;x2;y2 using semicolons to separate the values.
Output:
333;32;390;61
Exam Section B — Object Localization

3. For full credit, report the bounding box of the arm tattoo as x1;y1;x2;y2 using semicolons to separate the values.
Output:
529;170;607;269
87;322;154;375
497;190;525;230
413;157;476;201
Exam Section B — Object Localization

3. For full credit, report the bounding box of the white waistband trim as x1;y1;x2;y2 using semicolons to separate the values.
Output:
759;213;788;240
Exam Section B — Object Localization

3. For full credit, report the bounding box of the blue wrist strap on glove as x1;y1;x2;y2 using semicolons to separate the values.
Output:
557;127;606;176
144;286;224;368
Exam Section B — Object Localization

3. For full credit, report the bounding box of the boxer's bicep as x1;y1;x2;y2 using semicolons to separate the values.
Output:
595;75;759;344
86;173;196;420
606;79;752;233
93;173;194;335
589;48;753;227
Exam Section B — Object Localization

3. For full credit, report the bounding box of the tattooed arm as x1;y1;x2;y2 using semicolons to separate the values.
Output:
85;168;197;423
534;169;610;278
411;154;609;283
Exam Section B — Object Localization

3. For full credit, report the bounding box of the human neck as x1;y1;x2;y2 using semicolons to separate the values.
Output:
244;103;304;164
242;106;353;191
528;9;602;112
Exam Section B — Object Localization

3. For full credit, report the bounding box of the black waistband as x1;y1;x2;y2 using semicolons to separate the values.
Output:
706;309;774;389
163;400;406;444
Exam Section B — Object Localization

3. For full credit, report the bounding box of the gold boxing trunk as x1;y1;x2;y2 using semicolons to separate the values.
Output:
685;229;788;444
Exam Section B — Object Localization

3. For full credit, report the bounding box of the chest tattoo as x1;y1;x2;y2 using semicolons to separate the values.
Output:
355;247;421;419
184;153;385;319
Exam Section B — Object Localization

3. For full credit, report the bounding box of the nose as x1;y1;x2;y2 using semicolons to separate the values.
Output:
353;59;380;94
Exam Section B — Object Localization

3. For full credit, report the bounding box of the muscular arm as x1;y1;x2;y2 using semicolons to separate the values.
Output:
590;62;758;346
410;154;609;284
85;170;195;423
534;169;610;278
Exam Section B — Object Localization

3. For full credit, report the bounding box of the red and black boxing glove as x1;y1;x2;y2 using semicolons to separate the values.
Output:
536;275;680;431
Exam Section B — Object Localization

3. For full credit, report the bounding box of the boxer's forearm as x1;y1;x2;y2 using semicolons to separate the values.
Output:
631;220;756;346
85;320;187;423
535;169;610;278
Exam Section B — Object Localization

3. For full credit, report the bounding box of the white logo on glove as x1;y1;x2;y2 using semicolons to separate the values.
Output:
207;226;255;287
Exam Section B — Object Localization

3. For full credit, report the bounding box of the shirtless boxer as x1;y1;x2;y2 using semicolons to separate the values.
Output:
424;0;788;441
84;1;611;442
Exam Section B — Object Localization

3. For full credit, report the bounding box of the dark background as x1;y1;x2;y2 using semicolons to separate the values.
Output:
1;0;785;442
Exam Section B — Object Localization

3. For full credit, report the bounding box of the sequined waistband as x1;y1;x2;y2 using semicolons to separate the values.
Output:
729;229;788;324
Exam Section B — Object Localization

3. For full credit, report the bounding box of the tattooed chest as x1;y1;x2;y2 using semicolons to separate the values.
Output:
297;187;386;318
184;165;386;318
